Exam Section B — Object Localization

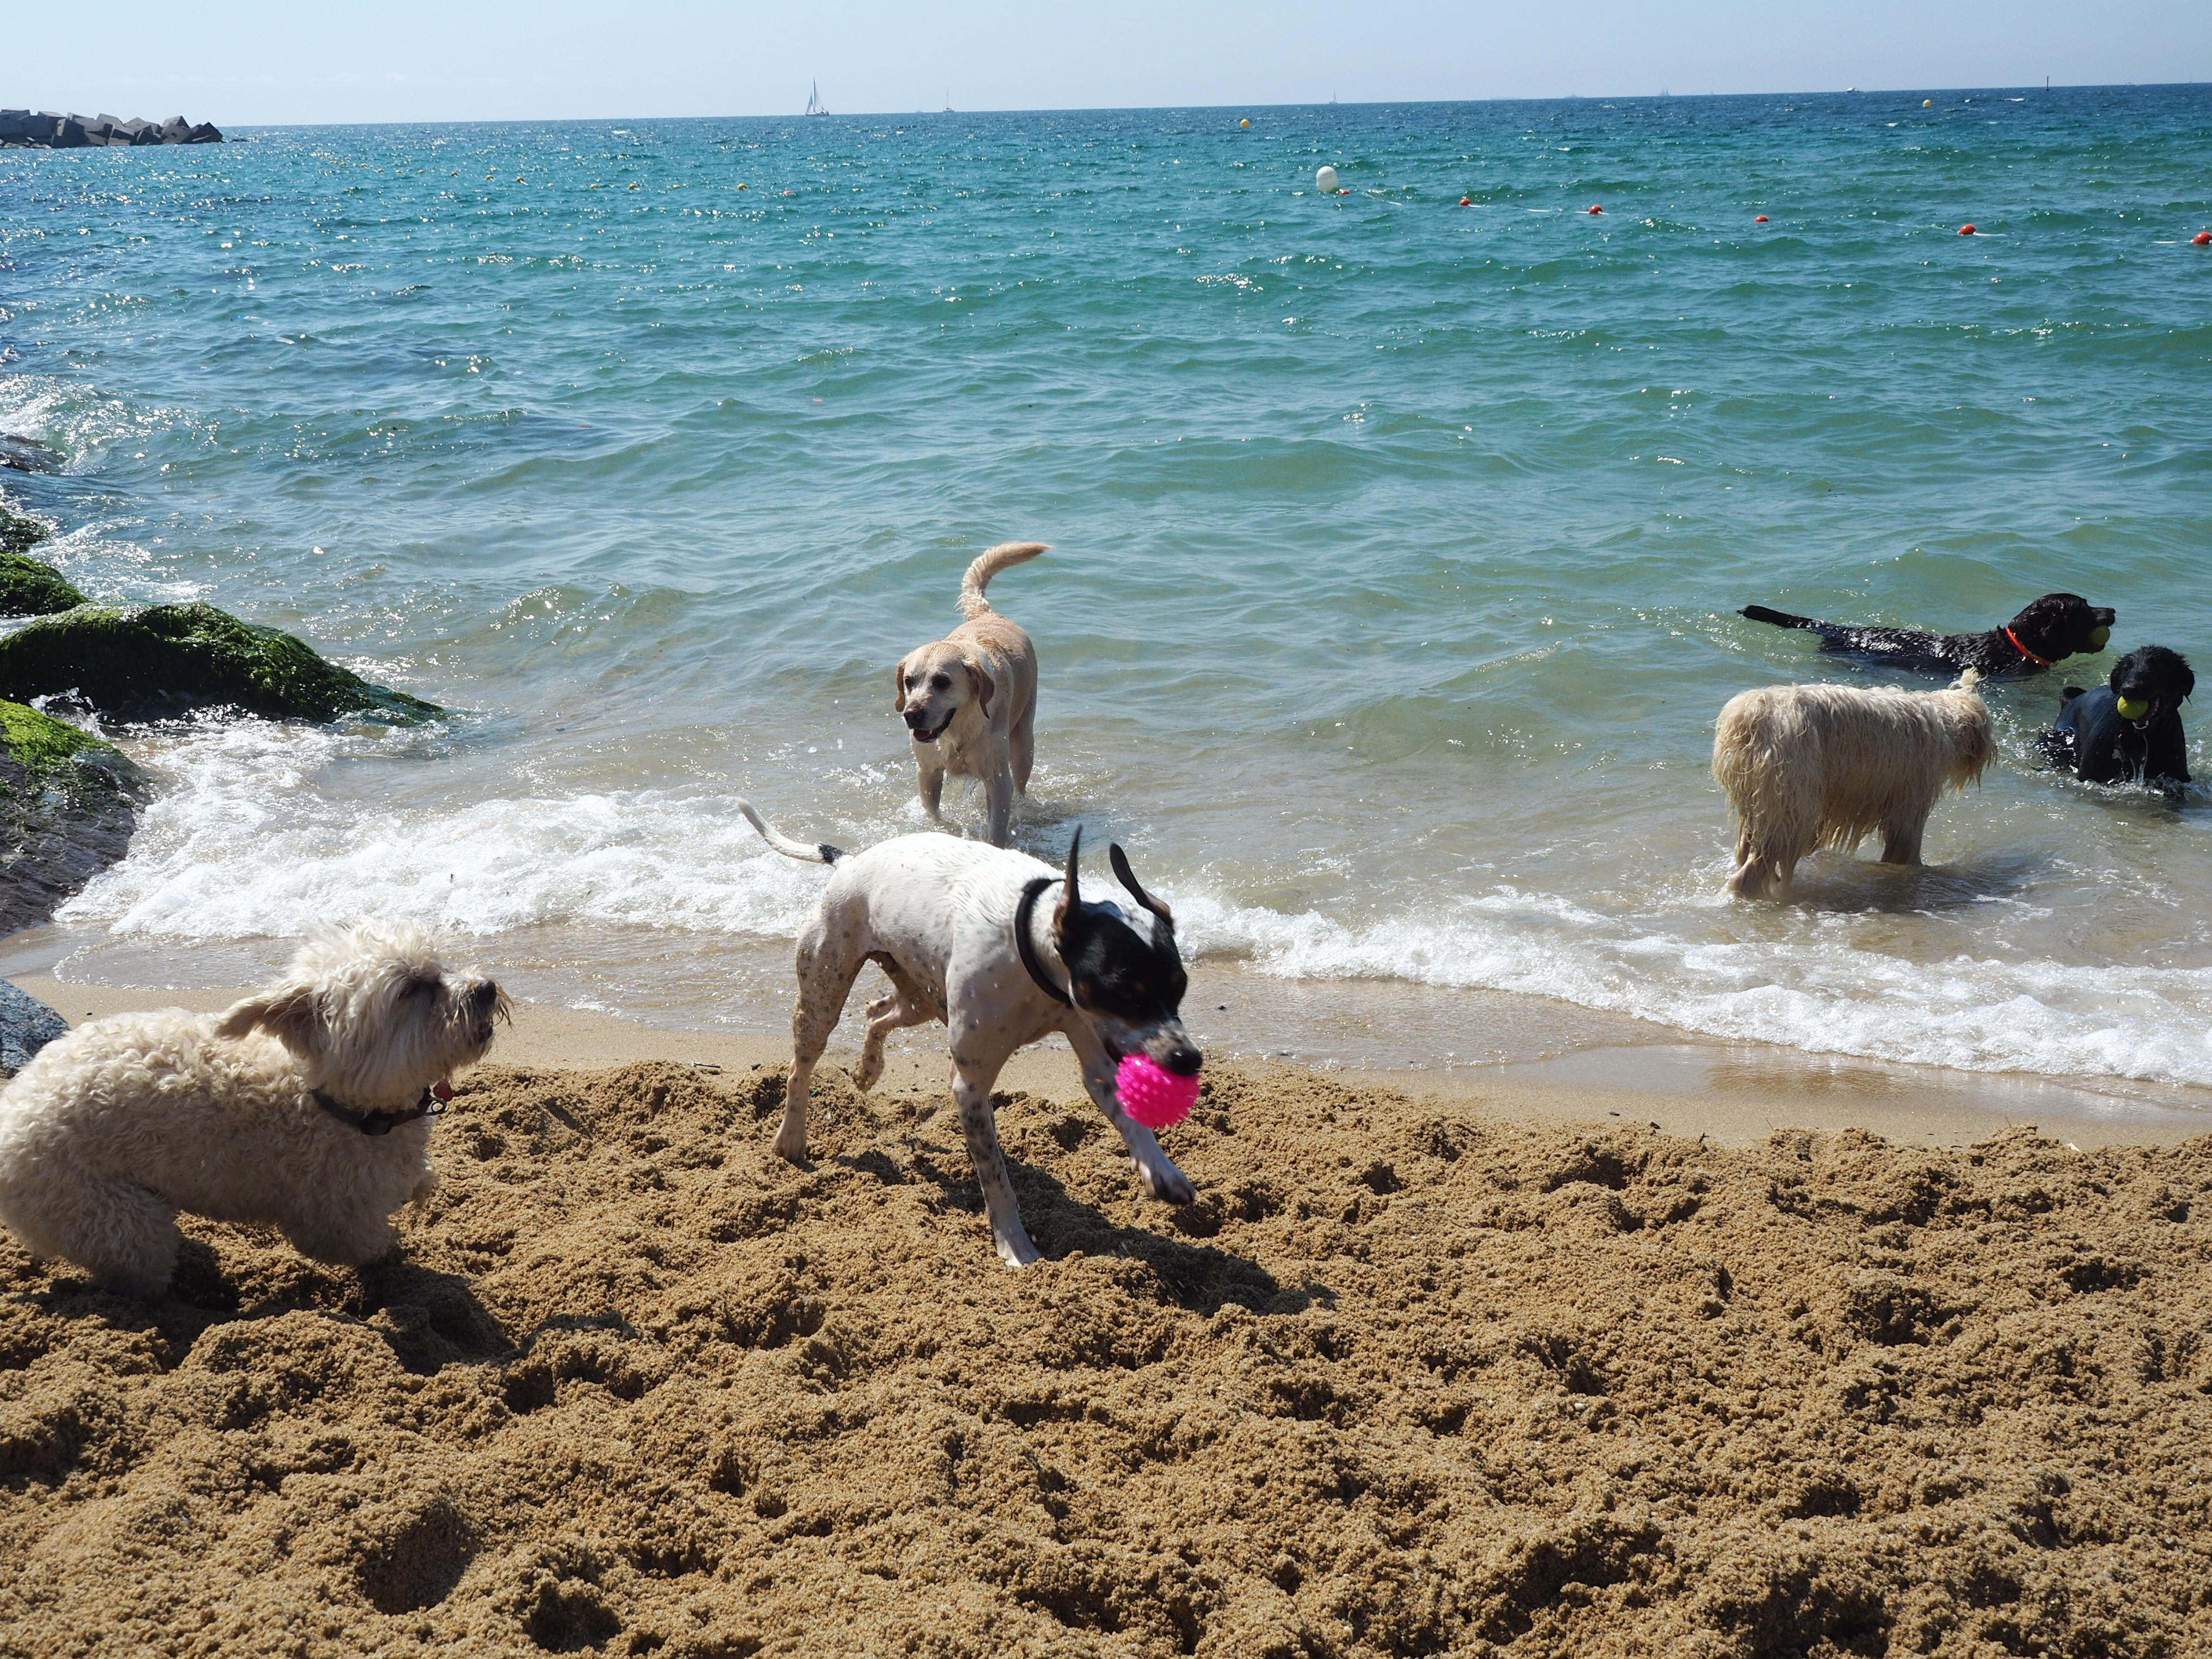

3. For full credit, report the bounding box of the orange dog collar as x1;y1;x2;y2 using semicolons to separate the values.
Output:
2004;626;2053;667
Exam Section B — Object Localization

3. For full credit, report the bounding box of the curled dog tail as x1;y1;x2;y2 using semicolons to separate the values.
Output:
958;541;1048;620
1952;666;1983;694
735;798;844;865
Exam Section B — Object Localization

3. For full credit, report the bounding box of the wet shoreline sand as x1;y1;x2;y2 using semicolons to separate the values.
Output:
12;962;2207;1152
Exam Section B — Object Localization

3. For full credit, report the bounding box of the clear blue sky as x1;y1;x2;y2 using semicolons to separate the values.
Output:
12;1;2209;124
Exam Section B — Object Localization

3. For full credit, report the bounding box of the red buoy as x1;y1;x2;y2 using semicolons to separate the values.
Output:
1588;204;1603;215
1458;196;1472;206
1959;223;1976;234
2195;231;2212;246
1754;214;1768;223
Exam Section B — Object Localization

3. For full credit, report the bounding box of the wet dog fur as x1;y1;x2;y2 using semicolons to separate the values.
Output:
1713;674;1994;899
1741;593;2114;679
2038;644;2194;801
894;542;1046;847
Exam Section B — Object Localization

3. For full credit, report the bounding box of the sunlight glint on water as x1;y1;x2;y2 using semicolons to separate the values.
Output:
4;88;2210;1088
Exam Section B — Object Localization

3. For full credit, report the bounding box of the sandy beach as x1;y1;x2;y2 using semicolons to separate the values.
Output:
3;978;2209;1657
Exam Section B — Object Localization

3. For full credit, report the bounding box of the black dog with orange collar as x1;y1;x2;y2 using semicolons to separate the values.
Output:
1740;593;2115;679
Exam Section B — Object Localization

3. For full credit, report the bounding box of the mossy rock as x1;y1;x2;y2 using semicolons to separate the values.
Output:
0;602;442;724
0;500;50;560
0;551;86;616
0;698;126;784
0;700;144;936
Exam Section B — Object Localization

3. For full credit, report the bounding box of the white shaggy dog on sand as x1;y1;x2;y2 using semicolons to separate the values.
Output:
1713;673;1992;900
0;926;504;1298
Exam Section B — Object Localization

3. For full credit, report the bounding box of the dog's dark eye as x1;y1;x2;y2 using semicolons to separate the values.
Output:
931;673;952;690
405;977;440;998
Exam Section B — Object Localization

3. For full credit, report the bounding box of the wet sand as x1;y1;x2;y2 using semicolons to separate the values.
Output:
12;969;2207;1152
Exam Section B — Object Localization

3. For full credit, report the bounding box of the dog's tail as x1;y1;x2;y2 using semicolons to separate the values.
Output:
736;798;844;865
1740;604;1821;632
1952;666;1984;694
959;541;1047;620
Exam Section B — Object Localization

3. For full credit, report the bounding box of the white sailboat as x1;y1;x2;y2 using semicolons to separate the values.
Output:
805;81;829;117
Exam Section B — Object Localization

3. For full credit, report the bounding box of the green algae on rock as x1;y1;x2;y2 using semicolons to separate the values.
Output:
0;551;87;617
0;698;123;781
0;698;144;934
0;602;442;724
0;499;51;560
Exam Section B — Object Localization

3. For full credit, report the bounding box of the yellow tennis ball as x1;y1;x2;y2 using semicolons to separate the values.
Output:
2090;625;2110;649
2116;695;2149;721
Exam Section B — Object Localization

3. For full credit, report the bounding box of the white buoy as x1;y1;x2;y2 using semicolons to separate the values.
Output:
1316;164;1339;194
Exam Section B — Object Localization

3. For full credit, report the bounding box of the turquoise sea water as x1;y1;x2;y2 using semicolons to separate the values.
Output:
3;87;2211;1092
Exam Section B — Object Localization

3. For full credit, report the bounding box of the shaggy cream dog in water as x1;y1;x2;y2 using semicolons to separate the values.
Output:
1713;672;1992;900
0;926;504;1297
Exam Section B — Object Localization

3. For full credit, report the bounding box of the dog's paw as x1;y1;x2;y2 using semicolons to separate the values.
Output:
771;1126;810;1165
994;1227;1042;1268
1136;1159;1196;1207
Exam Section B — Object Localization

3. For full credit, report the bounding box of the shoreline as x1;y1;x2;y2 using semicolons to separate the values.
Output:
13;960;2207;1151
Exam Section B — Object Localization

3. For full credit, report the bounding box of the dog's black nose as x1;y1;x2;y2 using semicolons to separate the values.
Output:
470;979;499;1013
1161;1044;1202;1077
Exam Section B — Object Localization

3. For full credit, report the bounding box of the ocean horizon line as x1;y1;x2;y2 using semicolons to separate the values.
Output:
16;80;2206;135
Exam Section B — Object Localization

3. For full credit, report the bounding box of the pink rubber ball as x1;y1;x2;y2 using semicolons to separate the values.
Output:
1116;1053;1200;1130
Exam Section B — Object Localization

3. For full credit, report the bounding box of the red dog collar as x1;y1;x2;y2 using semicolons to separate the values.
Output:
2003;626;2053;667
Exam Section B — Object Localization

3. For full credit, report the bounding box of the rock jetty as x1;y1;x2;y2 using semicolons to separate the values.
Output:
0;978;66;1074
0;111;221;149
0;601;442;725
0;697;143;936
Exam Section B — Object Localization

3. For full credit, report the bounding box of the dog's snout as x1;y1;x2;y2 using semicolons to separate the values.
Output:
470;979;499;1014
1161;1044;1202;1077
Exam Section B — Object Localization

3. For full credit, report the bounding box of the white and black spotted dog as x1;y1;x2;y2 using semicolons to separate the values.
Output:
739;801;1201;1266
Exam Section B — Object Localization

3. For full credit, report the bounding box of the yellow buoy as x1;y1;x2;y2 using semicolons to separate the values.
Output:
1923;98;1933;107
1240;118;1250;128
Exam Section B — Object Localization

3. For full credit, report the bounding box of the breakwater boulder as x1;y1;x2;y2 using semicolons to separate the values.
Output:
0;698;144;936
0;434;62;474
0;978;67;1074
0;499;53;560
0;602;442;724
0;111;221;149
0;505;82;615
0;553;86;617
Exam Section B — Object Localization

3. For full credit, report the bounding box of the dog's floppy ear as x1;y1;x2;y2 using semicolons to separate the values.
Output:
891;658;910;714
1109;843;1175;929
216;983;321;1051
1053;827;1082;940
964;659;995;719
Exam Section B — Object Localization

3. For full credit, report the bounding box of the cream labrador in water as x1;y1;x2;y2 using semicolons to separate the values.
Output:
893;542;1045;847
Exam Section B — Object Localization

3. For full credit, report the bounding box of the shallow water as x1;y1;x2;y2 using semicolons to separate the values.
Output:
4;87;2211;1092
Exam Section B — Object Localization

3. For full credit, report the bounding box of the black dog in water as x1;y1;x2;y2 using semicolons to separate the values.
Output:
1740;593;2115;677
2037;645;2194;802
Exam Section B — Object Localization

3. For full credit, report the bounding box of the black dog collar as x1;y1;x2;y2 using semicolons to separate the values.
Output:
1015;877;1073;1006
313;1084;447;1137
